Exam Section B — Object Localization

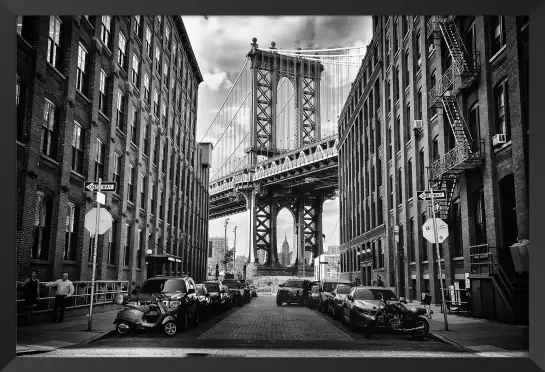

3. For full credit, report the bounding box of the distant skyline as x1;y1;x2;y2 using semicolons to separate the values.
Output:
184;16;373;258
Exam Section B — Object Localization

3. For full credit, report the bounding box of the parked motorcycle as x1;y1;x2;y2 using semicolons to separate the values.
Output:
363;293;430;340
113;292;179;337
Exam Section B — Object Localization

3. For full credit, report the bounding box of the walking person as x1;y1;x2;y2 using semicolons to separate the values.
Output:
45;273;74;323
376;274;385;288
21;270;40;325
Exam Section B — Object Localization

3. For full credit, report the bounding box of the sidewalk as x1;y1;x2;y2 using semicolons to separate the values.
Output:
412;304;529;357
16;309;120;356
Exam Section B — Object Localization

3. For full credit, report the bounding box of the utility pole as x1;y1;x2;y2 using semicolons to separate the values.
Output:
233;226;237;273
88;178;101;332
224;218;230;273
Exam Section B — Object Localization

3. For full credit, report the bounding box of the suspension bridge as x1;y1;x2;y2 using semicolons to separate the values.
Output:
199;38;368;274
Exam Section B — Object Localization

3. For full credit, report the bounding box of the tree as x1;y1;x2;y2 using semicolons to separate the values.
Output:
221;248;234;266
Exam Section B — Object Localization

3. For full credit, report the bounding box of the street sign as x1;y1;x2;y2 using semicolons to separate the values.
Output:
84;207;113;235
96;191;106;205
84;181;117;192
422;218;449;244
417;190;446;201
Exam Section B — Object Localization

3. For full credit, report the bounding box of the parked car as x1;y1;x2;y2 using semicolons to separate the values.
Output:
195;283;212;320
317;279;350;313
276;279;312;306
203;280;227;314
129;275;200;330
250;286;258;297
223;280;245;306
328;283;355;319
222;284;235;308
305;284;320;309
340;286;399;334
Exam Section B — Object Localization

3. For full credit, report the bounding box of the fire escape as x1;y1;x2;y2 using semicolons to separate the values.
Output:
427;16;485;220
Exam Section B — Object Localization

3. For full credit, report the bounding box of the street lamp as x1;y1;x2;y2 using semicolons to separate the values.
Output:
224;218;230;272
232;226;237;273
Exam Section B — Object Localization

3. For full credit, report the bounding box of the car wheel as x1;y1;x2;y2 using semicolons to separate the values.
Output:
164;320;177;337
276;298;282;306
116;321;131;335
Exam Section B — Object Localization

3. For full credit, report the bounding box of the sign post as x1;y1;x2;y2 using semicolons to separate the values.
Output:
430;188;449;331
88;178;102;332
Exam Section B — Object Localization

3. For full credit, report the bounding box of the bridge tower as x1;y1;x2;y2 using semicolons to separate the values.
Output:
239;38;327;273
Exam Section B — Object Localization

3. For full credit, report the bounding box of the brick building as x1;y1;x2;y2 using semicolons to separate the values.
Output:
337;16;529;323
206;236;227;275
16;15;211;284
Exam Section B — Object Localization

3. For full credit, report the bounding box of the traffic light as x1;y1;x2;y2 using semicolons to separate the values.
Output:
215;263;219;279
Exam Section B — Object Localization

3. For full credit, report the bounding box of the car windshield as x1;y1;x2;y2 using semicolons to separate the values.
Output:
311;286;319;293
353;289;375;300
337;285;352;294
204;283;220;292
195;285;205;295
323;282;346;292
224;282;241;289
140;279;186;294
283;281;304;288
370;289;398;301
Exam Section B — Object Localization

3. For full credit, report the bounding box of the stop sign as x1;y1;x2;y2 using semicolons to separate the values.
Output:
422;218;449;244
84;207;113;235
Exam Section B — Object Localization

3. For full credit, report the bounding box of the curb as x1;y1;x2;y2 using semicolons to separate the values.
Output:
17;349;55;357
429;331;474;353
78;329;117;346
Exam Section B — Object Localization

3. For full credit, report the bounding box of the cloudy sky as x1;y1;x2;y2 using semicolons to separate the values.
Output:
183;16;373;259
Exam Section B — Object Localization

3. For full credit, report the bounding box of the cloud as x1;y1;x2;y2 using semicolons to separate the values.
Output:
202;69;233;91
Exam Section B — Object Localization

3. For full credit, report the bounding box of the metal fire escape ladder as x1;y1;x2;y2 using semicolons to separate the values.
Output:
427;16;484;221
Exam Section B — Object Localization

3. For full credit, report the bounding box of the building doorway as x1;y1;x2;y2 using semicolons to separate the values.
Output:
499;174;518;275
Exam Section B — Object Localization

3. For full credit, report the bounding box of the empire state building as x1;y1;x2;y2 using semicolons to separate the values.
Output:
279;233;293;267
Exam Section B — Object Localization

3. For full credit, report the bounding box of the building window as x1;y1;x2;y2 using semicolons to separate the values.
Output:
161;144;166;174
468;103;480;141
16;78;24;142
32;192;52;260
407;159;413;198
150;182;156;213
117;32;127;69
140;174;147;208
397;168;403;205
108;219;117;265
421;212;428;261
163;61;169;84
71;121;84;174
130;106;138;144
17;16;34;43
134;16;142;39
405;104;411;143
153;134;159;166
128;165;135;203
403;16;409;36
394;19;399;51
47;16;63;70
113;153;121;187
41;99;58;159
465;22;476;60
432;137;439;162
99;69;108;113
404;51;410;89
153;88;159;117
408;217;415;262
131;54;140;86
94;139;105;181
490;16;506;56
155;45;161;73
394;67;400;102
416;89;423;120
143;73;150;104
450;199;463;258
161;99;167;127
388;127;392;160
76;43;89;95
395;116;401;151
494;80;511;141
386;80;391;113
64;202;79;261
116;89;125;132
124;223;132;267
143;121;149;155
172;40;178;68
137;229;144;269
145;26;152;59
165;22;171;48
419;148;426;190
389;176;394;209
385;34;391;66
100;15;112;50
473;188;487;245
415;31;422;70
159;188;164;218
379;239;384;268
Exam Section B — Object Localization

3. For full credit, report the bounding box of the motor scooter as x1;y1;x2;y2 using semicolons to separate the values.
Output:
113;292;179;337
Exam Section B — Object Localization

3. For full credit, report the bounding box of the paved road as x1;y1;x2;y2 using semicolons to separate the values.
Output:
23;295;473;357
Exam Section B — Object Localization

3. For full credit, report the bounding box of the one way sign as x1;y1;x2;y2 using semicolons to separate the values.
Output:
84;181;117;192
417;190;446;200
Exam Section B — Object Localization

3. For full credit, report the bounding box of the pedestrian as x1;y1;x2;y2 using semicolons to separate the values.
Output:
376;274;385;287
21;270;40;325
45;273;74;323
131;281;140;296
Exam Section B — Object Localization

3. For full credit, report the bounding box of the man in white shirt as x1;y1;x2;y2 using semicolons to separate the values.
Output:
45;273;74;323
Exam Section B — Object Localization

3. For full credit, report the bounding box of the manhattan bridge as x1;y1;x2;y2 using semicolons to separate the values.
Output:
200;38;368;276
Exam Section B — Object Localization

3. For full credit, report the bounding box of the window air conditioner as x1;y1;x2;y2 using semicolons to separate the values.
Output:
413;120;423;130
492;134;506;146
